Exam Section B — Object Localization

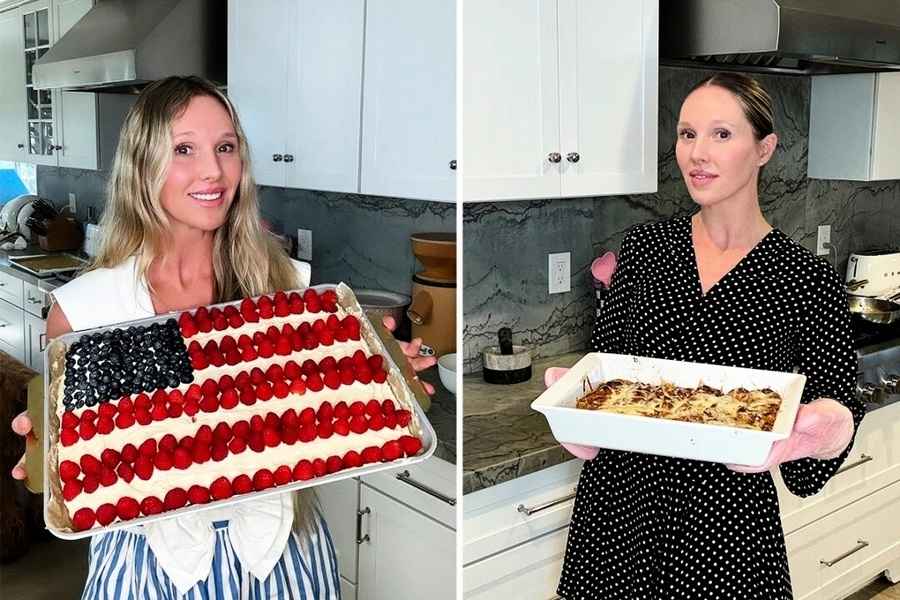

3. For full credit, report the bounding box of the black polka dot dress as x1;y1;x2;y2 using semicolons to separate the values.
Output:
557;215;865;600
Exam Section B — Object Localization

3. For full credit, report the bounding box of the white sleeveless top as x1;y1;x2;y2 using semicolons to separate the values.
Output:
52;255;312;593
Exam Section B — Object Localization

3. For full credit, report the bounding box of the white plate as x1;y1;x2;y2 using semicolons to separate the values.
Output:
531;352;806;466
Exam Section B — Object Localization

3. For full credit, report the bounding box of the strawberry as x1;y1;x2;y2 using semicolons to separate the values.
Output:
80;454;102;476
98;402;117;419
323;370;340;390
82;475;100;493
317;401;334;423
306;298;321;314
135;408;153;425
382;440;402;461
275;301;290;317
151;403;168;422
211;442;228;462
275;336;292;356
188;485;210;505
239;387;256;406
350;415;368;435
201;378;219;397
223;304;240;318
212;312;228;331
282;360;301;380
180;435;194;451
193;444;212;464
183;400;200;417
306;372;324;392
293;460;314;481
397;410;412;427
361;446;382;464
118;396;134;413
213;422;232;442
317;421;333;439
333;418;350;437
274;465;293;486
289;292;304;314
367;414;385;432
154;450;173;471
333;327;348;343
273;381;290;399
339;368;354;386
227;312;244;328
349;401;366;417
167;399;185;417
62;411;80;429
368;354;385;371
250;414;265;432
179;312;198;337
281;408;299;429
228;436;247;454
115;411;136;429
343;450;363;469
344;315;361;339
266;325;282;340
280;323;296;340
186;384;203;401
139;439;157;458
253;469;274;490
355;368;372;385
196;425;214;444
321;289;338;305
233;474;253;494
200;394;218;413
301;359;318;376
188;340;203;354
194;306;209;322
225;348;241;366
164;488;188;510
190;352;209;370
197;316;213;334
241;345;258;361
96;503;117;526
318;329;334;346
282;428;298;445
299;408;316;427
382;399;396;414
141;496;164;516
399;435;423;456
59;460;80;481
152;389;168;406
121;443;138;463
384;412;398;430
116;497;141;520
158;434;177;453
116;463;135;483
366;399;382;417
232;420;251;439
173;447;192;469
78;420;97;441
298;424;317;443
214;388;236;410
94;415;113;435
258;295;274;318
220;334;236;352
209;351;225;367
100;449;120;469
312;458;328;477
273;291;288;306
248;432;265;453
63;479;82;501
256;382;273;401
373;369;388;384
326;455;343;474
134;457;154;480
289;379;307;395
249;367;266;385
302;288;319;303
257;338;275;358
218;374;235;390
72;508;96;532
302;335;318;350
263;427;281;447
210;476;233;500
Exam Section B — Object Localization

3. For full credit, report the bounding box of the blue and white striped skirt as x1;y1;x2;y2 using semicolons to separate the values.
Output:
81;518;341;600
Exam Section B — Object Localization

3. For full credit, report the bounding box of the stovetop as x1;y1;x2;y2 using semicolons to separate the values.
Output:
851;315;900;352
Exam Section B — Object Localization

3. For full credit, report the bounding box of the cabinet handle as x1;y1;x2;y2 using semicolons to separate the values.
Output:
517;489;577;516
0;281;5;286
566;152;580;163
449;159;457;170
356;507;370;544
28;296;42;304
548;152;562;163
0;321;8;328
820;540;869;567
17;143;25;149
836;454;873;475
395;470;456;506
283;154;294;163
53;145;62;151
39;333;47;352
272;154;283;162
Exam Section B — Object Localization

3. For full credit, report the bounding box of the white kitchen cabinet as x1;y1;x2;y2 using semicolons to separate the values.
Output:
25;309;45;373
0;0;98;168
317;476;361;584
358;484;456;600
360;0;456;202
227;0;364;193
0;297;27;363
809;72;900;181
462;0;658;202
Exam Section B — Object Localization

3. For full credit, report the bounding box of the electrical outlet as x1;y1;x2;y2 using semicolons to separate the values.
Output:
548;252;571;294
68;192;76;215
816;224;831;256
296;228;312;261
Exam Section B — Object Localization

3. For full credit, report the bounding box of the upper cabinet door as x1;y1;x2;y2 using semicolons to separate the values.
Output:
361;0;456;202
285;1;364;193
20;0;56;166
871;73;900;181
227;0;289;187
0;7;26;162
557;0;658;197
54;0;97;170
462;0;561;202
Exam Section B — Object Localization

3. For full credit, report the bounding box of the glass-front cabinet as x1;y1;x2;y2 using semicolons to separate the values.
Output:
23;3;56;162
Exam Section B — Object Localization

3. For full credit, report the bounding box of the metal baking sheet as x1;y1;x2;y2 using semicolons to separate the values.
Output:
10;253;87;277
43;283;437;539
531;352;806;467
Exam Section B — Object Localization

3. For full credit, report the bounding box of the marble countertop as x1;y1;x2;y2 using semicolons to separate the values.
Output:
420;367;457;464
463;352;583;494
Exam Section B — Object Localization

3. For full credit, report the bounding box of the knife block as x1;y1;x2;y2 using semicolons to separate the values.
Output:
38;216;83;252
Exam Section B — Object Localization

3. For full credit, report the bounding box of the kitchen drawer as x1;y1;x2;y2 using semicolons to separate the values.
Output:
464;524;568;600
22;281;46;318
785;479;900;600
776;401;900;534
360;456;456;529
0;269;23;306
464;459;582;565
0;297;25;361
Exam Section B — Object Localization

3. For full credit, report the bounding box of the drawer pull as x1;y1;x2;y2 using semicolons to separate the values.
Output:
517;489;577;516
820;540;869;567
39;333;47;352
356;507;370;544
836;454;873;475
395;470;456;506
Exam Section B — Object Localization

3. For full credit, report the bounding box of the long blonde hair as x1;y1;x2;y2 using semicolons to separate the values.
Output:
86;75;316;533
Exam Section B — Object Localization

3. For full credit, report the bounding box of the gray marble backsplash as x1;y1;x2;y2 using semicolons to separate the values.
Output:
36;165;453;296
463;66;900;374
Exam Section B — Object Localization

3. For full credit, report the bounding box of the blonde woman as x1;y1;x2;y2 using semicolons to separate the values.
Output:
9;76;435;599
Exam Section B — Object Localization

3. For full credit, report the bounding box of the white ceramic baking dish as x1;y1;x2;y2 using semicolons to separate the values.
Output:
531;352;806;467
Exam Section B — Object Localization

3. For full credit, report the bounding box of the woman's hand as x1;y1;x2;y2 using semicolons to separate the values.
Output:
544;367;600;461
10;411;33;481
382;316;436;395
728;398;854;473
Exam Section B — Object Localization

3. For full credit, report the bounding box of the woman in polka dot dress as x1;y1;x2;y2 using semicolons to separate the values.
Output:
551;74;865;599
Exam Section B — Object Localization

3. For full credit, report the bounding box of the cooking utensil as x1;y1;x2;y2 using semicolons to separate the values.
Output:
848;292;900;325
355;289;411;324
482;329;532;384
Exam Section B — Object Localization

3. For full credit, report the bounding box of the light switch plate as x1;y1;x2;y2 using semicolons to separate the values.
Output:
816;224;831;256
549;252;571;294
68;192;76;215
296;229;312;261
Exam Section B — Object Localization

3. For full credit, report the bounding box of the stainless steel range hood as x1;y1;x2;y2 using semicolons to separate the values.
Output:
32;0;225;93
660;0;900;75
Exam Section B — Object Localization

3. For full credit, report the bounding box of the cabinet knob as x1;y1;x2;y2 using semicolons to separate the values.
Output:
548;152;561;163
283;154;294;163
54;145;62;150
567;152;580;163
17;143;24;149
449;159;457;170
272;154;283;162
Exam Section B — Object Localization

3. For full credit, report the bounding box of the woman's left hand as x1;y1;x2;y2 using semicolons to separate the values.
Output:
727;398;854;473
382;316;436;395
